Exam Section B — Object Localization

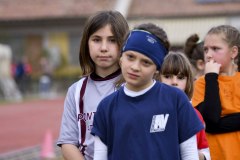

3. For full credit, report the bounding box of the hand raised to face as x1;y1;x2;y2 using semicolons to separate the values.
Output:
204;60;221;74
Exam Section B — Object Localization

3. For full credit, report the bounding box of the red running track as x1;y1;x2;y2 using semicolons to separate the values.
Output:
0;97;65;154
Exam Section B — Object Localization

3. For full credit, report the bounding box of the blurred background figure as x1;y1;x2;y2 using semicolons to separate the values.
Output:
184;34;205;80
0;43;22;101
22;56;33;94
39;57;53;99
14;56;32;96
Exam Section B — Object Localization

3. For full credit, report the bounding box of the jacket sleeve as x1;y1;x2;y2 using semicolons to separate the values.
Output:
195;73;240;133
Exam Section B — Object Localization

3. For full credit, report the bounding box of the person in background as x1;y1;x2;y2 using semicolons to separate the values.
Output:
39;57;52;98
57;10;129;160
160;51;210;160
22;56;32;95
14;56;32;95
91;23;203;160
192;25;240;160
15;59;26;93
0;44;22;101
184;33;205;80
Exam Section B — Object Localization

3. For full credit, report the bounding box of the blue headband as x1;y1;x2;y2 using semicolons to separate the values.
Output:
122;30;167;70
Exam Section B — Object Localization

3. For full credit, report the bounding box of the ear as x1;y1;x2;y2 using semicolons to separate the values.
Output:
231;46;238;59
153;70;160;80
119;57;122;67
196;59;205;71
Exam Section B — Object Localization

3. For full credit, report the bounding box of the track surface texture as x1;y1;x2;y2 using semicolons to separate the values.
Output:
0;97;65;154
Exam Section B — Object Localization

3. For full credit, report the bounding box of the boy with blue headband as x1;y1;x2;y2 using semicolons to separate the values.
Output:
91;23;203;160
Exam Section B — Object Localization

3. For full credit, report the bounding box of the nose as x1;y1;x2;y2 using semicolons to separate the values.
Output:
131;61;140;71
205;50;213;61
100;40;108;52
171;77;178;86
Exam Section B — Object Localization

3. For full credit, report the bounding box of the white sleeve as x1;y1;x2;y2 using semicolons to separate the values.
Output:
199;148;211;160
180;135;199;160
57;84;79;146
94;136;108;160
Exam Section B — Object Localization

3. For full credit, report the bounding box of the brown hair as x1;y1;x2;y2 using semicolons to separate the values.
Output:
206;25;240;71
160;51;194;99
184;34;204;70
79;10;129;76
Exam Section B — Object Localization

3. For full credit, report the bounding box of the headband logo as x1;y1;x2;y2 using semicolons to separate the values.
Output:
147;35;157;44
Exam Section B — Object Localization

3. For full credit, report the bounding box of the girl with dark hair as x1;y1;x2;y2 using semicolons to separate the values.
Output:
57;10;129;160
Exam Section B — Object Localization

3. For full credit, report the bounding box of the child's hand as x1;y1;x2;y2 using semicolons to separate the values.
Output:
205;60;221;74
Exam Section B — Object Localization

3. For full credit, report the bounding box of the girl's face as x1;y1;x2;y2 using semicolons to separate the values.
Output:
88;24;120;77
120;51;158;91
203;33;236;74
160;74;187;91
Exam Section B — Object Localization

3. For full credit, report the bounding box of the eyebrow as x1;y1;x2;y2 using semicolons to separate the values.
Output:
90;35;115;38
141;57;154;64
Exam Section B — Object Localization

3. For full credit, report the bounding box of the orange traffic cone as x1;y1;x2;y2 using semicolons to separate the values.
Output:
40;129;56;160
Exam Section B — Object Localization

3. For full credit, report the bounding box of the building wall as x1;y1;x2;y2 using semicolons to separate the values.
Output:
128;16;228;46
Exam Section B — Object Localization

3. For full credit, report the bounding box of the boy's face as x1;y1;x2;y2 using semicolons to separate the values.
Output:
120;50;158;91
